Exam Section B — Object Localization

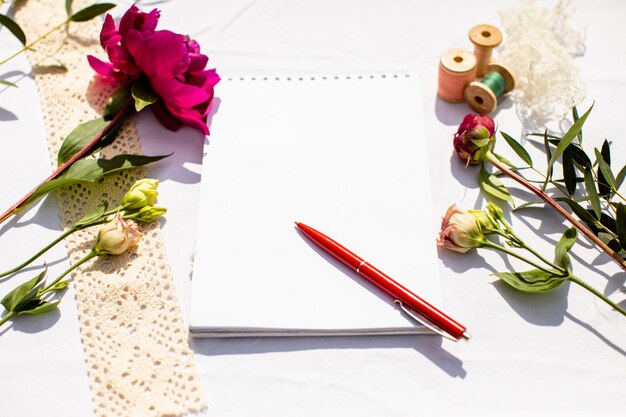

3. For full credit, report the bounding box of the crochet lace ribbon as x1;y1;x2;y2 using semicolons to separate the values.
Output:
14;1;206;416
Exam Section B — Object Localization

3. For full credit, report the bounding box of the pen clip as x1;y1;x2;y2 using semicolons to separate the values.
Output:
394;300;456;341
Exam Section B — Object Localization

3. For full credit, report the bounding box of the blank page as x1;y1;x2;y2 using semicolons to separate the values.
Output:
189;74;441;336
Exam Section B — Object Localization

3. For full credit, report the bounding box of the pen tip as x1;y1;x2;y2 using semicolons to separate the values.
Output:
294;221;300;226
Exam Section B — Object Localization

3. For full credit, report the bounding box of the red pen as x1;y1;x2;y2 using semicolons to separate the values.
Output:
295;222;470;341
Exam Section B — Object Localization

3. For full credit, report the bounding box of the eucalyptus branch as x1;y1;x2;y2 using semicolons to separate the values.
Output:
485;151;626;272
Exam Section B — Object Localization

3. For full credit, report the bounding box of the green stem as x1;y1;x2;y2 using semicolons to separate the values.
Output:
0;18;70;67
0;226;77;279
568;275;626;317
0;310;15;327
483;241;565;276
497;217;562;271
38;250;97;296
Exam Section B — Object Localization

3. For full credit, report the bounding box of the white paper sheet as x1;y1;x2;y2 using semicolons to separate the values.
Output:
189;74;442;336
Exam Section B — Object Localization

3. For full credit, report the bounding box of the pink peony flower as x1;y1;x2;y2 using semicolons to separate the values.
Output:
437;204;486;253
88;5;220;135
453;114;496;165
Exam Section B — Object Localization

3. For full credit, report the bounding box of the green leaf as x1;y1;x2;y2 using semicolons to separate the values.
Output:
57;117;109;165
479;163;513;205
569;144;591;170
500;131;532;166
555;197;599;226
493;269;567;293
512;201;544;211
492;153;517;168
17;154;168;212
594;147;615;197
131;78;159;112
69;3;116;22
65;0;73;16
470;137;491;148
542;130;553;189
544;104;593;190
1;269;47;312
0;79;17;88
572;106;583;145
584;167;601;220
17;299;60;316
562;147;577;196
0;14;26;45
617;204;626;252
616;164;626;190
554;227;577;269
48;281;70;292
74;200;108;227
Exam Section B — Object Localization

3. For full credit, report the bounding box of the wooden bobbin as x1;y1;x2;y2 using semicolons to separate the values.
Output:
437;48;477;103
468;24;502;77
464;63;515;114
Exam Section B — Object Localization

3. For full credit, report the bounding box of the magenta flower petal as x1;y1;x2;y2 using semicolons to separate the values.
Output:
151;77;212;134
107;44;140;76
151;77;210;108
87;55;114;76
100;14;120;48
187;53;209;73
118;5;160;39
127;30;190;79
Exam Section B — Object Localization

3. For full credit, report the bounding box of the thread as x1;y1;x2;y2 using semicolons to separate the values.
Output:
469;24;502;77
437;48;476;103
464;63;515;114
481;71;506;98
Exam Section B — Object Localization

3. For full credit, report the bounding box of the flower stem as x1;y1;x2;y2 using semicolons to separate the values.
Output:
0;226;76;279
0;310;15;327
497;217;560;270
485;151;626;272
568;275;626;317
483;240;565;276
0;100;133;227
38;250;97;296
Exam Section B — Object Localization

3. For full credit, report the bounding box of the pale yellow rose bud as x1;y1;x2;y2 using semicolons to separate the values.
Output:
437;204;486;253
121;179;159;210
93;214;142;255
133;206;167;223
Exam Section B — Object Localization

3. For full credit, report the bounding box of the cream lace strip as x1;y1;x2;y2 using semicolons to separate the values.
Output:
14;1;206;416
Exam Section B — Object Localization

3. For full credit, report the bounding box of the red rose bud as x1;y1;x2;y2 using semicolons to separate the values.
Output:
453;114;496;165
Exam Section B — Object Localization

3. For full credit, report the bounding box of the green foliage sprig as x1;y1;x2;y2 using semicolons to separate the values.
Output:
474;106;626;272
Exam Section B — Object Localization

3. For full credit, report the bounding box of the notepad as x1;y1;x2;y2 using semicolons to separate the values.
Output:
189;74;441;337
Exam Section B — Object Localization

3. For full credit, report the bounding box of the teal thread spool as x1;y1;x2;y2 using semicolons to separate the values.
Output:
464;63;515;114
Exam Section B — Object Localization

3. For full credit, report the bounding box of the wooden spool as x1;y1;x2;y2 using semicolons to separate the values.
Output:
468;24;503;77
464;63;515;114
437;48;477;103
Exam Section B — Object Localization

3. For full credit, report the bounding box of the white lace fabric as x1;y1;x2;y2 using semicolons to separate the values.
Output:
499;0;587;130
14;1;206;416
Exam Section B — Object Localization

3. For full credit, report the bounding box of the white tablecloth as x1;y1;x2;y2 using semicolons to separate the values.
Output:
1;1;625;416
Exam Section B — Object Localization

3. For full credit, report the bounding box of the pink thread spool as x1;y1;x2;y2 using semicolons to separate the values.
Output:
437;48;477;103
